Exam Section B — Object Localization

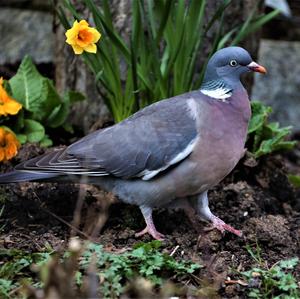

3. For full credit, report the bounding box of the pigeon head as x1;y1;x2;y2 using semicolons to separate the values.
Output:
202;46;266;86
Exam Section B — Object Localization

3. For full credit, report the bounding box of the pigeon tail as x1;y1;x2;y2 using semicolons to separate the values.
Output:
0;171;59;184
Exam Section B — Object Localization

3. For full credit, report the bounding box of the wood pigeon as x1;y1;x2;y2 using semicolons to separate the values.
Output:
0;47;266;240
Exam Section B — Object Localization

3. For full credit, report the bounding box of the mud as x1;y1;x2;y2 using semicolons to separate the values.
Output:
0;144;299;298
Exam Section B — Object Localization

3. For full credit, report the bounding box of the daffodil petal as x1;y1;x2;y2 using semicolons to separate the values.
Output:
89;28;101;43
79;20;89;27
72;20;79;28
66;32;77;44
72;44;84;54
66;21;81;44
66;30;79;45
84;43;97;53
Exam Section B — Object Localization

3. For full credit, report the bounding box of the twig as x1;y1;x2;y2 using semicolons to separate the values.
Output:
32;190;95;242
225;279;248;286
71;177;88;237
170;245;179;257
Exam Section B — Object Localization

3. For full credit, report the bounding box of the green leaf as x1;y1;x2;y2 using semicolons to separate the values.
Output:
248;101;296;158
279;257;299;269
38;79;63;121
61;0;278;123
63;91;85;104
45;103;68;128
0;279;15;298
63;122;74;134
9;56;44;113
248;101;272;134
8;57;63;124
16;134;27;144
278;273;298;291
23;119;45;143
39;135;53;147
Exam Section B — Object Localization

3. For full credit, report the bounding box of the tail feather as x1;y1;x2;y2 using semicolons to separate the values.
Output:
0;171;59;183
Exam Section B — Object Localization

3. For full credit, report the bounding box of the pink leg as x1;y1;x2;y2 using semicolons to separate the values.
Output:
198;191;242;237
210;215;242;237
135;206;165;240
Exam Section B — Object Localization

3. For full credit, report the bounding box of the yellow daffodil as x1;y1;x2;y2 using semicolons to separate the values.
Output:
0;78;22;117
65;20;101;55
0;127;20;162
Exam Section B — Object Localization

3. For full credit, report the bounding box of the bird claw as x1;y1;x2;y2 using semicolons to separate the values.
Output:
210;215;243;237
135;226;165;241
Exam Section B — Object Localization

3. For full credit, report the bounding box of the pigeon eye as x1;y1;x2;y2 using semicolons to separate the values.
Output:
229;60;238;67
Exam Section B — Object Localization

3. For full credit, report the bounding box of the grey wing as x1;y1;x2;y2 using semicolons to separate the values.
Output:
16;93;199;180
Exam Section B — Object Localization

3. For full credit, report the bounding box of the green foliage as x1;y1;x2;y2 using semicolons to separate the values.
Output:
76;240;201;298
0;241;200;298
3;56;85;146
245;241;263;266
0;279;14;299
288;174;300;188
248;101;296;158
0;248;52;298
58;0;279;122
242;257;300;298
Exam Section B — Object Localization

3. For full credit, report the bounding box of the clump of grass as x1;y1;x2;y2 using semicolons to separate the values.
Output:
242;257;299;298
240;243;300;298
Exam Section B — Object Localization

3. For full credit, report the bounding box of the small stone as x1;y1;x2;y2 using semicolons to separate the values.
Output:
68;237;81;252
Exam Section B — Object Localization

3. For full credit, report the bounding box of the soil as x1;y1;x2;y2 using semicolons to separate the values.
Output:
0;143;300;298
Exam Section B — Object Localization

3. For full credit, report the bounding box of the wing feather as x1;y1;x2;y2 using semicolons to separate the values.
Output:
15;91;201;179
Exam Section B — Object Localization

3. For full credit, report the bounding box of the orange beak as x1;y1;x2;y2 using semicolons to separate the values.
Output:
247;61;267;74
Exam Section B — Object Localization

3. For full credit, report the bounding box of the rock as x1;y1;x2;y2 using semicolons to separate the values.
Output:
252;39;300;131
0;8;53;64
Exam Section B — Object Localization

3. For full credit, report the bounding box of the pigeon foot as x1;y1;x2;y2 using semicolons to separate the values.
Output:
210;215;242;237
135;225;165;240
138;206;165;240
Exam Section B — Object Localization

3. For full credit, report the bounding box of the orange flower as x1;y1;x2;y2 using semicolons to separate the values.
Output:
65;20;101;55
0;78;22;116
0;127;20;162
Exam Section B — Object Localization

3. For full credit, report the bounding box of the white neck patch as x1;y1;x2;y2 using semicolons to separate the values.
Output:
200;86;232;100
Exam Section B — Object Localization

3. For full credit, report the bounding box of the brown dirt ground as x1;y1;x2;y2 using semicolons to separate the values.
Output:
0;143;299;298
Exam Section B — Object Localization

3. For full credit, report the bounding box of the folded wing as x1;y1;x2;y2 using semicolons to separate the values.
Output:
16;92;200;180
